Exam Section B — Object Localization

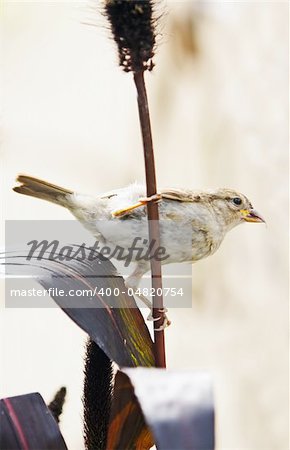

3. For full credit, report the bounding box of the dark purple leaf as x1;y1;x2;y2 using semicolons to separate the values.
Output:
108;368;215;450
0;392;67;450
107;371;154;450
2;248;154;368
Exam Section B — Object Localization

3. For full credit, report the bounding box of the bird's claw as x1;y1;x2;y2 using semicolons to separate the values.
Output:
147;308;171;330
147;307;168;321
139;194;162;204
147;311;160;322
112;194;162;217
154;316;171;331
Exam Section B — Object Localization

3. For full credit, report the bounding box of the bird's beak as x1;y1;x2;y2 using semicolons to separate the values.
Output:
240;209;265;223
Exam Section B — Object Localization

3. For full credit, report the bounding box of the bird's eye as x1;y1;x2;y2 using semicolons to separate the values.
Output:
232;197;242;206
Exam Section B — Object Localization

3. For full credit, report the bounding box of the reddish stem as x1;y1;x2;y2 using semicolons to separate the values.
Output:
133;71;166;368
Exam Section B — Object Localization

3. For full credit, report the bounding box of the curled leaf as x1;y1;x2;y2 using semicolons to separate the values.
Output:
108;368;215;450
2;247;154;367
107;371;154;450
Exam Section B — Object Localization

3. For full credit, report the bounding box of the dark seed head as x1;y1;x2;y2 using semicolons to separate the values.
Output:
104;0;156;73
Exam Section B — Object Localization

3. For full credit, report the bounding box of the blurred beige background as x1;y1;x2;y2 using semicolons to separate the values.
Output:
1;1;288;449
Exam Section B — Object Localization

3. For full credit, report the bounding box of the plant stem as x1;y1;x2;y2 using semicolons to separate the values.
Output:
133;70;166;368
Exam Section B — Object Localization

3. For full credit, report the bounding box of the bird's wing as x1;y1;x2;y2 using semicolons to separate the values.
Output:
100;190;119;200
160;188;200;203
111;188;202;217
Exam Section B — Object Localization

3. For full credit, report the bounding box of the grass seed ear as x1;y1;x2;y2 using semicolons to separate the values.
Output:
104;0;156;73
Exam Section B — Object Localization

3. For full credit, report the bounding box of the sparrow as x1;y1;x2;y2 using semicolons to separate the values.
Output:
13;175;265;328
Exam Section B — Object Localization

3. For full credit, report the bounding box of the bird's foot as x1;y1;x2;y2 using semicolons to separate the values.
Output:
112;194;162;217
147;307;168;321
147;308;171;330
154;315;171;331
124;282;170;329
138;194;162;204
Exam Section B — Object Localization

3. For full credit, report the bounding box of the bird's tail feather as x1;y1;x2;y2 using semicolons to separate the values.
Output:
13;174;73;207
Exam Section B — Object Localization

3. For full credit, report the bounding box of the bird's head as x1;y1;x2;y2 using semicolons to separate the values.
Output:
208;189;265;230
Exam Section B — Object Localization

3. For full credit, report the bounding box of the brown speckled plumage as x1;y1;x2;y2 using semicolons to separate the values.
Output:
14;175;264;292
